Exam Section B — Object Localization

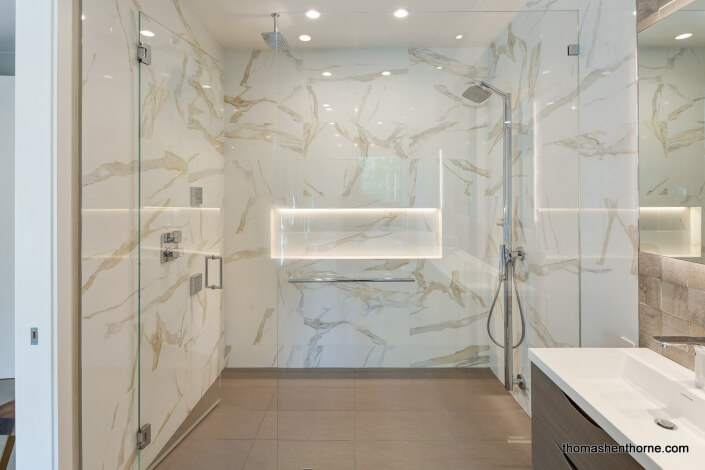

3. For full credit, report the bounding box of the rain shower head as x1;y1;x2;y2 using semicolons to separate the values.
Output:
462;82;493;104
262;13;289;49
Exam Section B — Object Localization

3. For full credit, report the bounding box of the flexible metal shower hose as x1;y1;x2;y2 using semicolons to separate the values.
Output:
486;260;526;349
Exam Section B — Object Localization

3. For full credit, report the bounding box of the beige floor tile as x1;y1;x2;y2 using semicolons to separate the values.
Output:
156;439;252;470
355;440;465;470
449;409;531;441
220;384;276;409
257;411;278;439
440;386;523;412
277;378;356;389
243;440;277;470
355;410;454;441
277;387;355;411
187;407;265;440
458;440;531;468
277;411;355;441
278;440;355;470
354;381;445;411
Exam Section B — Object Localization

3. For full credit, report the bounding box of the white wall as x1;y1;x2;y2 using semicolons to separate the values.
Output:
0;75;13;379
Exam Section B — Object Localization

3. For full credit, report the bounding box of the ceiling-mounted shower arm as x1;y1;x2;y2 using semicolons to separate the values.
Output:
271;12;280;33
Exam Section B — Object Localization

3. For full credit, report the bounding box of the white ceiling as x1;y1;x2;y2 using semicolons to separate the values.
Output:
639;0;705;47
182;0;537;50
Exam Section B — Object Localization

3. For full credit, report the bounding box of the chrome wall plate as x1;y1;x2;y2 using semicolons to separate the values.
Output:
161;231;183;263
567;43;580;56
162;230;182;244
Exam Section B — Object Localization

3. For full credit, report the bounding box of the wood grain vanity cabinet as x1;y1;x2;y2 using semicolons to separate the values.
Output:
531;364;643;470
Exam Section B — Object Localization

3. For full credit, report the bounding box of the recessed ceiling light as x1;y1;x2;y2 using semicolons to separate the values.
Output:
81;14;86;21
305;9;321;19
675;33;693;40
299;34;312;42
202;85;212;89
103;75;113;79
322;103;330;107
140;30;155;37
542;70;551;75
436;66;443;70
455;34;463;40
325;108;333;111
322;71;332;77
394;9;409;18
377;121;383;125
381;71;391;76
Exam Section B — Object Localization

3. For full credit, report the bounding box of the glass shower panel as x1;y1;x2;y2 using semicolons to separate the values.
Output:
269;7;581;436
138;13;224;469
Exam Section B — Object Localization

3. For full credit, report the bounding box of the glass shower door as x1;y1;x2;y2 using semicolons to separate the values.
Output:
138;12;224;469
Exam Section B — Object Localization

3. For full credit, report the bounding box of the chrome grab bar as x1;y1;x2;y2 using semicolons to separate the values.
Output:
288;277;415;284
205;255;223;289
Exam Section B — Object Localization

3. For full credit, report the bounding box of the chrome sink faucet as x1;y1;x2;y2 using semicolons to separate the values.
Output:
654;336;705;389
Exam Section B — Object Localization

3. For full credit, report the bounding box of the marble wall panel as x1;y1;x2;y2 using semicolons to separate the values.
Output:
577;0;640;351
81;1;223;469
639;46;705;260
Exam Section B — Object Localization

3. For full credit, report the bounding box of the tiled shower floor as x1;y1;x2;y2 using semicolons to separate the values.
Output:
157;369;531;470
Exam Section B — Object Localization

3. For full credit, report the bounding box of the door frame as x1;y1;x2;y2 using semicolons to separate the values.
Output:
14;0;80;468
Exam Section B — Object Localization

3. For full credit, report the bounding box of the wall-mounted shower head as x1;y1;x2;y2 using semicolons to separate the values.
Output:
462;82;493;104
262;13;289;49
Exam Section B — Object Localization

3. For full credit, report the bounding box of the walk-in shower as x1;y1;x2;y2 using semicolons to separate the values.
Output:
463;81;526;392
79;1;625;465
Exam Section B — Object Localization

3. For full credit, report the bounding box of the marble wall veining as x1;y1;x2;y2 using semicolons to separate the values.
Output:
81;1;223;469
576;0;640;351
223;44;495;369
639;46;705;260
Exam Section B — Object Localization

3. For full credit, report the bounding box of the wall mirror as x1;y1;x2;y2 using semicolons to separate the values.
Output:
639;0;705;263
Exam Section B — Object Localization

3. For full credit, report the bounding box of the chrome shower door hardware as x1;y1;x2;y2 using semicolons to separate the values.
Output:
137;42;151;65
205;255;223;289
161;230;183;263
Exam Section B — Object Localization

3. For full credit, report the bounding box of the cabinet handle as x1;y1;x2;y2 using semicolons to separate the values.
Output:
561;449;579;470
205;255;223;290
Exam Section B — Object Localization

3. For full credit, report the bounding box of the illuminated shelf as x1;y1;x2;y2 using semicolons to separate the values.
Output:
270;208;442;260
640;206;701;258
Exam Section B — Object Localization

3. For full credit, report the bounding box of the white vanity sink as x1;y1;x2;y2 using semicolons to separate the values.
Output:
530;348;705;470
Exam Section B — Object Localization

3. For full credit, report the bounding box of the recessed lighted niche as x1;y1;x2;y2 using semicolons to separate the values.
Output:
640;206;701;258
270;208;442;260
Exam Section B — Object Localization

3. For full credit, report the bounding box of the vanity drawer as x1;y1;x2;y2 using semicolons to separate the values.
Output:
532;413;575;470
531;364;642;470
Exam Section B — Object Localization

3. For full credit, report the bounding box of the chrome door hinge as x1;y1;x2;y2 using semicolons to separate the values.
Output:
137;42;151;65
137;423;151;450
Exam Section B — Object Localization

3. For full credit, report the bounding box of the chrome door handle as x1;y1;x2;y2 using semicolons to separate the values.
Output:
205;255;223;290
